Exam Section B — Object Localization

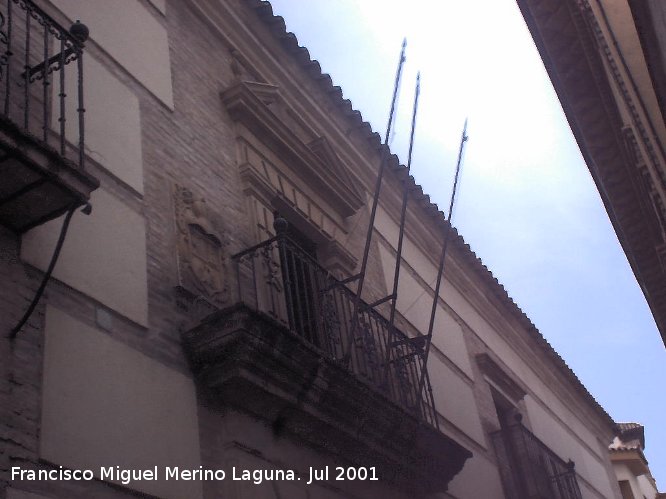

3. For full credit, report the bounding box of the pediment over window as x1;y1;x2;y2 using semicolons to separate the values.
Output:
307;136;359;194
221;81;365;218
476;353;527;402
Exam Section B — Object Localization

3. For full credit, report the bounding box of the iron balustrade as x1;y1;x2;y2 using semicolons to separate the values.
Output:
232;233;439;428
0;0;87;167
491;416;583;499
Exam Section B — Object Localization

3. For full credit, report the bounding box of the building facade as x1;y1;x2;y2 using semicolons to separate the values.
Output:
515;0;666;346
609;423;662;499
2;1;625;498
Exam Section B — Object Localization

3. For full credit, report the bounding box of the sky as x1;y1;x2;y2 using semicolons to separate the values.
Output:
268;0;666;487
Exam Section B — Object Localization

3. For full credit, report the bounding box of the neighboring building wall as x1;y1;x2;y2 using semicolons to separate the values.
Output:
591;0;666;244
516;0;666;344
596;0;666;148
1;1;623;499
609;424;662;499
615;462;658;499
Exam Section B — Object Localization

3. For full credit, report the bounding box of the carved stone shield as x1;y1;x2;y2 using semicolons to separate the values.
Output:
174;184;229;307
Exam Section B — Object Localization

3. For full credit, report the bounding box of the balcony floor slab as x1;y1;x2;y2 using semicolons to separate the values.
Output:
183;303;472;496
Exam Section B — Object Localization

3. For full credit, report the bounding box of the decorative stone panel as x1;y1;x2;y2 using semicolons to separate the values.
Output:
174;184;230;308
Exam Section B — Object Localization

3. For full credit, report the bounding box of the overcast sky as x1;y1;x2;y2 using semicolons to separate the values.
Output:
267;0;666;486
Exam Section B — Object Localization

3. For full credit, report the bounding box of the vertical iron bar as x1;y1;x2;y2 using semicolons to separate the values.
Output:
42;22;47;142
76;47;84;168
291;250;303;336
276;237;295;329
409;351;420;411
312;263;320;344
288;245;306;337
334;289;346;359
59;38;65;154
355;307;364;374
337;288;348;359
407;348;416;404
358;312;368;374
357;315;367;377
424;359;438;427
304;256;314;342
312;263;324;348
397;349;409;407
341;289;353;362
377;320;387;384
368;317;377;382
300;258;319;346
413;347;422;420
235;256;242;304
343;293;353;362
4;0;12;116
381;322;390;389
358;314;368;378
366;315;376;380
421;359;431;422
251;253;257;309
384;73;420;382
369;316;381;381
286;246;303;336
330;287;340;356
387;339;397;401
375;318;386;386
269;245;281;315
23;4;30;130
412;349;422;410
407;350;418;408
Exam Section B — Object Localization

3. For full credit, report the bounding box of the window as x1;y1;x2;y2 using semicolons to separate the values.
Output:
275;213;322;347
618;480;635;499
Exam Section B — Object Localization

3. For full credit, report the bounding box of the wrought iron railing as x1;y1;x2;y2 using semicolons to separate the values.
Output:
232;229;439;427
491;416;583;499
0;0;87;167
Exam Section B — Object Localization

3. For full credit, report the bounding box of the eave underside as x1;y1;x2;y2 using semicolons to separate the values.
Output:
517;0;666;346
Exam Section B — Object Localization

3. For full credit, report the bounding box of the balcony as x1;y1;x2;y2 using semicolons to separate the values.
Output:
491;415;583;499
0;0;99;234
182;224;472;494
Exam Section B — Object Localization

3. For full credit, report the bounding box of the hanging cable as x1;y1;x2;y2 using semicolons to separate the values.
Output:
9;204;79;338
